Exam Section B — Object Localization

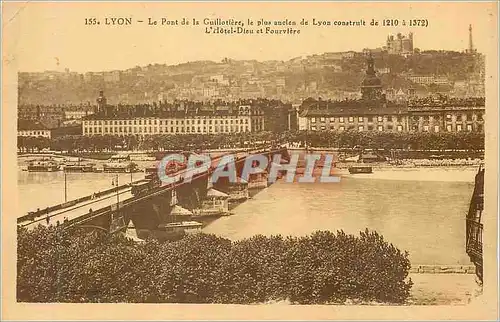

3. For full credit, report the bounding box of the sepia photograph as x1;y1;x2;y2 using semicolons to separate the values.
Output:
2;1;498;320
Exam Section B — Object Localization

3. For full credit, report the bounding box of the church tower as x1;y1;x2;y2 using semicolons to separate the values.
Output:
96;90;107;115
361;54;383;101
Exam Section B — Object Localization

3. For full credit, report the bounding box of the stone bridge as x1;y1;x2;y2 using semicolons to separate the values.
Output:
18;147;290;240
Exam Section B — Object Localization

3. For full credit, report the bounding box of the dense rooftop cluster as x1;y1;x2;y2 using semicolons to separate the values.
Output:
407;96;485;107
85;98;291;120
301;97;403;110
300;95;485;111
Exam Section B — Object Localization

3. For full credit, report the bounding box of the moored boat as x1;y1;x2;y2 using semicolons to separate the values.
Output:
63;160;97;172
27;159;61;172
348;165;373;174
67;165;96;172
130;153;157;161
161;221;203;233
103;154;139;173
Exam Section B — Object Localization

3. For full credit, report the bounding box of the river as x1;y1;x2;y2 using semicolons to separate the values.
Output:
204;167;476;266
17;166;477;265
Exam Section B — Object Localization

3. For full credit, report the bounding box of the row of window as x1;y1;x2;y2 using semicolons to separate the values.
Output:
84;125;251;134
310;116;403;123
309;113;483;124
444;113;483;121
418;124;475;132
309;124;477;132
18;130;50;136
311;125;405;132
84;117;255;126
411;115;479;122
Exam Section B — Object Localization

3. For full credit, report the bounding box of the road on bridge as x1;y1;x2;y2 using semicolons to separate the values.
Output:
19;147;287;230
20;186;134;230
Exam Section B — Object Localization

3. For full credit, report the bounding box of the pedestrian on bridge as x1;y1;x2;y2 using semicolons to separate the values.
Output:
45;215;49;224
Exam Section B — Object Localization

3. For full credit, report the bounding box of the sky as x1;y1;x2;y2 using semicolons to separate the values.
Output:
3;1;498;73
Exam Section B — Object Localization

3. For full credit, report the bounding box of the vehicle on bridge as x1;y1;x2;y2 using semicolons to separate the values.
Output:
131;161;190;197
145;165;158;174
131;179;159;197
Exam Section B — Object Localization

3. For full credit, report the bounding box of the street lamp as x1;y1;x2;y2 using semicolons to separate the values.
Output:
116;173;119;218
112;173;119;220
64;170;68;202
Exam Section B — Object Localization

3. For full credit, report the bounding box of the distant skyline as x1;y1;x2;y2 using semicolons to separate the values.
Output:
4;2;497;73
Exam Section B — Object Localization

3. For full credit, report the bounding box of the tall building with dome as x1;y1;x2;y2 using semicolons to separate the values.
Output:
361;54;383;101
298;55;485;134
96;90;108;115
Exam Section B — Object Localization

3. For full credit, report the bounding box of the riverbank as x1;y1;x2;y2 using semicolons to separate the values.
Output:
262;273;481;306
17;152;484;173
334;160;483;169
408;273;481;305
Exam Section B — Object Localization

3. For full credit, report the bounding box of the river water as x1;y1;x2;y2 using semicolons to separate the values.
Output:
204;167;476;266
17;164;476;265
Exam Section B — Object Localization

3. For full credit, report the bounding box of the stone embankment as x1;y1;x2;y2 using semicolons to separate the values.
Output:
410;264;476;274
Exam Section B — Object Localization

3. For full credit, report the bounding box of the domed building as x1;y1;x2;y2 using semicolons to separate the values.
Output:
361;54;384;101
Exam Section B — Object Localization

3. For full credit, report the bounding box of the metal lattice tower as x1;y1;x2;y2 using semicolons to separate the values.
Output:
469;24;474;53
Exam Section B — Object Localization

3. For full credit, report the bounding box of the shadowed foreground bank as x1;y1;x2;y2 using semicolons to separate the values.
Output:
17;226;412;304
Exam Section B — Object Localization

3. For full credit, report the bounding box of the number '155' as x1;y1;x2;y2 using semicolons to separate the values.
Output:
85;18;98;25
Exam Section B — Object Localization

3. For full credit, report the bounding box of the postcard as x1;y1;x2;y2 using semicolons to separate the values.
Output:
2;1;498;320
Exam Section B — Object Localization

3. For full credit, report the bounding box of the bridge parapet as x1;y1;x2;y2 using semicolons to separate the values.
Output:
19;146;290;233
17;183;134;225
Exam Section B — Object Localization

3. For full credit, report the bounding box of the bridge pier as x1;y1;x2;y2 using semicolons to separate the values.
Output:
192;188;230;218
213;176;249;203
175;174;209;210
248;171;269;189
129;194;171;230
81;211;112;232
20;147;291;238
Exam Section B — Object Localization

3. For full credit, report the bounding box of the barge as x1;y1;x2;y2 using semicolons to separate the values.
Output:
27;159;61;172
348;165;373;174
103;154;139;173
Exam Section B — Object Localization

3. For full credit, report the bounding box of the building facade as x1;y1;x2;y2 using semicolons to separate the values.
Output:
299;104;484;133
18;120;52;138
385;33;414;55
299;56;485;133
83;114;257;136
81;94;297;136
407;75;450;85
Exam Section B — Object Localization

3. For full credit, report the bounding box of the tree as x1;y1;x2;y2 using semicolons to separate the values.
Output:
18;226;413;304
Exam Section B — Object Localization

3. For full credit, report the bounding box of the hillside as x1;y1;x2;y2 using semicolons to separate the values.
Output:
18;51;483;105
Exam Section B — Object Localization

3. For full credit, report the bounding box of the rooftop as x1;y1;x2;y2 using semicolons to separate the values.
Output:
18;119;49;131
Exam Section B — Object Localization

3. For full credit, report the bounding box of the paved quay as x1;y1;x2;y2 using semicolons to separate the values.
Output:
408;273;481;305
409;264;476;274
